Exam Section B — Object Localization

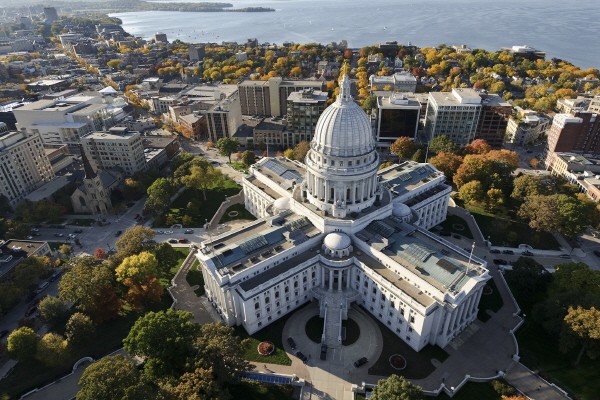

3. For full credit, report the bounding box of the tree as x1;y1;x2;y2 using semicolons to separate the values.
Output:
181;164;224;201
464;139;492;155
65;312;95;348
38;295;68;325
216;138;240;162
370;374;423;400
37;332;70;367
77;354;152;400
193;323;249;386
59;244;72;256
153;242;183;279
428;152;463;180
562;306;600;366
458;180;485;204
106;59;124;70
145;178;175;216
116;252;163;309
411;149;424;163
362;95;377;111
123;309;199;379
59;257;121;323
389;137;416;159
95;248;108;260
161;367;223;400
241;150;256;167
283;148;294;159
453;154;515;195
13;256;48;289
428;135;457;155
486;187;505;211
293;141;311;162
7;327;39;361
115;226;156;259
511;175;545;202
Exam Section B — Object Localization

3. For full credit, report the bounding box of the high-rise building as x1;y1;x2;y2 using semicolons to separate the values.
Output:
0;131;54;205
546;111;600;155
285;89;328;147
154;32;168;43
198;74;489;355
238;78;325;117
425;89;482;147
206;92;243;142
80;128;146;175
375;93;420;147
505;108;549;147
189;44;205;62
474;94;512;148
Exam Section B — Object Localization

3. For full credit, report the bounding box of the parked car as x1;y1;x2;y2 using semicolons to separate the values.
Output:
353;357;368;368
522;250;534;256
168;238;178;244
439;231;451;237
30;228;40;233
26;235;33;240
559;254;571;259
49;270;62;282
502;249;514;255
54;233;64;237
493;259;508;265
489;249;501;254
178;238;189;244
184;229;194;234
67;233;77;239
287;337;297;350
115;230;123;237
25;306;37;318
296;351;308;363
320;344;328;360
33;281;49;294
73;229;83;233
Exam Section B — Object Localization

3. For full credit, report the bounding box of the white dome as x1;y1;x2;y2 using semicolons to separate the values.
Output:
273;197;290;211
323;232;351;251
392;202;411;218
311;75;375;157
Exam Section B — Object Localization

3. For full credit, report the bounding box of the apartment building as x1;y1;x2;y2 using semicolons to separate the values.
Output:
505;108;549;147
425;89;482;147
475;94;512;148
80;128;146;175
546;112;600;155
0;131;54;205
285;89;328;147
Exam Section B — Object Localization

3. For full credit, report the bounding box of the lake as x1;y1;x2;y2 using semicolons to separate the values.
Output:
110;0;600;68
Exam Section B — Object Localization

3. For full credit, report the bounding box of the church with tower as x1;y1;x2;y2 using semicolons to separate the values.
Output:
197;74;490;352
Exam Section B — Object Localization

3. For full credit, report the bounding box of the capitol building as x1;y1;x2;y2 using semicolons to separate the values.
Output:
197;75;490;352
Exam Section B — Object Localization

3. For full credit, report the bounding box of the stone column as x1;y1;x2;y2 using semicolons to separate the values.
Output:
321;267;326;288
337;271;342;291
329;270;333;291
448;307;458;333
442;309;452;336
346;269;351;289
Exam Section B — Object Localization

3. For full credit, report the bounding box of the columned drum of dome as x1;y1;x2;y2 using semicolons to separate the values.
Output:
305;74;381;217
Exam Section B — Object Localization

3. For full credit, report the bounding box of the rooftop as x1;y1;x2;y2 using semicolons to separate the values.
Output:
379;162;445;197
252;157;305;191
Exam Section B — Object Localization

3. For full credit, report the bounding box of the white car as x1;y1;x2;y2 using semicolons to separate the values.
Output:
68;233;77;239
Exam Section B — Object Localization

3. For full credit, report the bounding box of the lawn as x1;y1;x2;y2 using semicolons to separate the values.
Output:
157;179;241;227
235;303;313;366
66;218;96;227
467;206;560;250
477;280;504;322
229;161;248;172
436;215;473;239
364;306;447;379
185;261;205;296
229;380;296;400
219;203;256;224
305;315;324;343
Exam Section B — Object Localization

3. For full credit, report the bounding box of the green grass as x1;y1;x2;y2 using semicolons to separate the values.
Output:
66;218;96;227
437;381;503;400
436;215;473;239
467;206;560;250
235;303;314;366
185;262;205;296
477;280;504;322
219;203;257;223
305;315;324;343
229;161;248;172
156;179;241;228
228;380;296;400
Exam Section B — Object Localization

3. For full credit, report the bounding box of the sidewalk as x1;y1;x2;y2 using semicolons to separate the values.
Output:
505;363;571;400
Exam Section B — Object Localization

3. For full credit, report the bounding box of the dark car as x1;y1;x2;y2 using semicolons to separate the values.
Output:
25;306;37;318
49;270;62;282
489;249;501;254
184;229;194;234
0;330;8;339
502;250;514;255
439;231;451;237
73;229;83;234
353;357;368;368
287;337;297;350
493;259;508;265
296;351;308;363
559;254;571;259
320;344;328;360
178;238;189;243
168;239;178;244
522;250;534;256
115;230;123;237
593;250;600;258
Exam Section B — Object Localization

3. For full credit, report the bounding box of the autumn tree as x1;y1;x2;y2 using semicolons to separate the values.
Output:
293;141;311;162
7;327;39;361
458;180;485;204
116;251;163;310
77;354;152;400
180;164;224;201
428;152;463;180
511;175;546;202
115;226;156;259
464;139;492;155
283;148;294;159
370;374;423;400
59;244;72;256
562;306;600;366
160;367;222;400
94;248;108;260
37;332;70;367
390;137;416;159
216;137;240;162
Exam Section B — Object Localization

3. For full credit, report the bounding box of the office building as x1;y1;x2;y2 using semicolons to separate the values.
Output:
375;93;420;146
505;108;549;147
80;128;146;175
285;89;328;147
546;112;600;156
369;72;417;93
425;89;482;147
474;94;512;148
206;92;243;142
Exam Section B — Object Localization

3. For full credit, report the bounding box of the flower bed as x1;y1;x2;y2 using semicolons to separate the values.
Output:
257;341;275;356
389;354;407;370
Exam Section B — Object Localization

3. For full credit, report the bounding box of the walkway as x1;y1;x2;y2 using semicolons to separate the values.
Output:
505;363;571;400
